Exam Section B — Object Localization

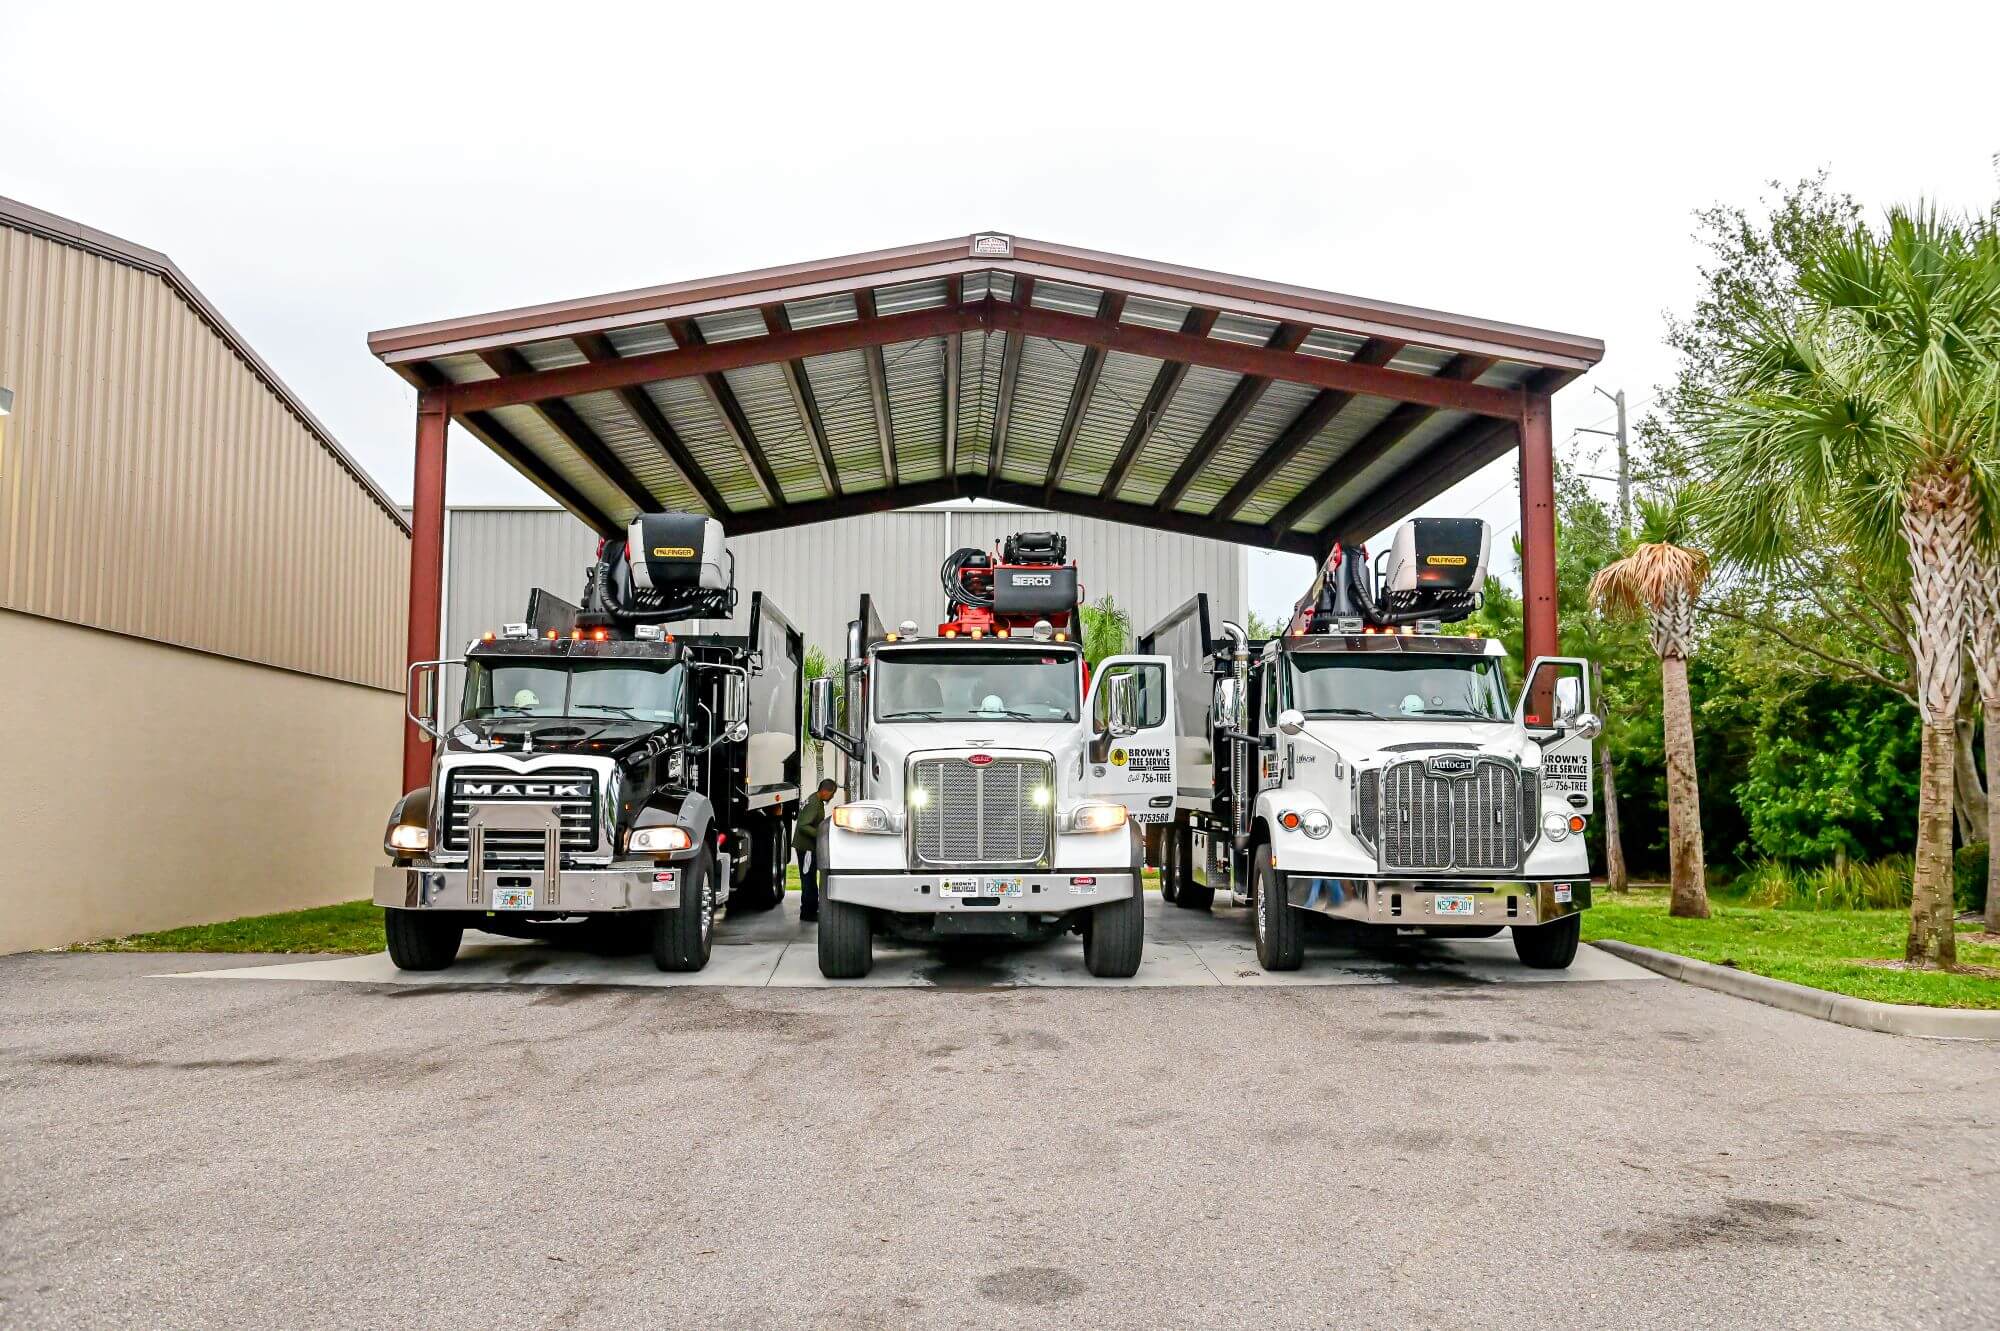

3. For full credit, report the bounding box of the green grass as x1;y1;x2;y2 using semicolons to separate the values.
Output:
1582;890;2000;1010
75;900;386;956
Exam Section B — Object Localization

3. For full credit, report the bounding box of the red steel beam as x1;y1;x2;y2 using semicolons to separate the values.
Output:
403;398;450;795
1157;322;1311;512
988;303;1521;418
442;305;981;416
852;290;898;488
1100;308;1217;500
1211;337;1404;521
1519;393;1559;664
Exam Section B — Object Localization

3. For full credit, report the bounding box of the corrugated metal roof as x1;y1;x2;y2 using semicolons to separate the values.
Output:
371;232;1603;555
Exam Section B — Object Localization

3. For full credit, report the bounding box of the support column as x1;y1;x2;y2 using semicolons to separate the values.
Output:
402;394;450;793
1519;393;1559;664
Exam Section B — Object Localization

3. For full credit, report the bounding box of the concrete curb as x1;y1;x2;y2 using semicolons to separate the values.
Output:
1589;940;2000;1041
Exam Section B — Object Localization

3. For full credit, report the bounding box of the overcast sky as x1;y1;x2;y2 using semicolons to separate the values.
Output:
7;0;1997;626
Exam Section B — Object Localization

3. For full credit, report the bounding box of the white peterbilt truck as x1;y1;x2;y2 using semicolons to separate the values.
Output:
1138;518;1602;971
806;531;1178;980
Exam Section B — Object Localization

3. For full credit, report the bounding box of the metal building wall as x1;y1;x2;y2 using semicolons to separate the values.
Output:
0;205;409;690
442;503;1247;666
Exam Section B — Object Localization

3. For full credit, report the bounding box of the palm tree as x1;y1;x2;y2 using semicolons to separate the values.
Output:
1591;493;1712;918
1080;595;1131;672
1697;206;2000;967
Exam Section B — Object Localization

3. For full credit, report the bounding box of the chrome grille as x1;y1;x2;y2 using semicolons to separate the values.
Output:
443;767;598;859
1355;769;1379;850
1521;769;1543;848
1376;757;1520;873
910;756;1052;867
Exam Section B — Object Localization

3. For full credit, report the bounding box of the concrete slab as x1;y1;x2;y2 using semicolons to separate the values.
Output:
158;897;1660;990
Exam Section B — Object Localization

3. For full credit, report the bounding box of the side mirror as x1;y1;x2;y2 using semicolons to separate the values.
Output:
808;677;835;742
406;661;445;739
726;719;751;744
1105;673;1139;739
1554;676;1582;725
723;673;749;729
1516;656;1592;740
1564;711;1603;741
1277;707;1306;736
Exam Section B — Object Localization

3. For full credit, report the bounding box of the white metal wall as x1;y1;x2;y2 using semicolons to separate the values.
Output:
441;503;1247;666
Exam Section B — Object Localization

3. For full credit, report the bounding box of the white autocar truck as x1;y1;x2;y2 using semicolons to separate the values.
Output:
1139;518;1602;971
806;531;1178;979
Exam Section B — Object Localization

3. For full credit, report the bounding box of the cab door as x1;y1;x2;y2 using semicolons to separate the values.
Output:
1083;654;1179;828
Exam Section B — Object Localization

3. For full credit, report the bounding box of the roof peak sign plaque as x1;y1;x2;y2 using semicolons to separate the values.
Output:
969;232;1014;258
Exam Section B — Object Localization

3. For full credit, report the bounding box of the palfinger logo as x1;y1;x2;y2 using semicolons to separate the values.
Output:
1426;554;1468;566
653;546;695;558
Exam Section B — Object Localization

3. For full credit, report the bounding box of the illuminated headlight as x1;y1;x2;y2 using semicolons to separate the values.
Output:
630;825;694;853
908;786;931;809
1031;786;1052;808
1541;812;1570;843
1299;809;1331;839
832;803;898;834
385;824;429;854
1066;802;1128;834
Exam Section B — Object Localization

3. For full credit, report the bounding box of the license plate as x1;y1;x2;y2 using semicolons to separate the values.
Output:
1433;894;1475;917
985;877;1024;898
940;877;983;898
491;886;535;910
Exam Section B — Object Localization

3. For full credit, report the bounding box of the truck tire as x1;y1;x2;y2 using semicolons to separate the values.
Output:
384;909;463;971
1082;887;1145;979
1253;848;1304;971
653;849;716;972
816;894;873;979
1511;914;1580;970
730;816;784;914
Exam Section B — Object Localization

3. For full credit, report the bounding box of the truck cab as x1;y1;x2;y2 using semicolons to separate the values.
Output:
807;532;1177;980
1143;518;1602;971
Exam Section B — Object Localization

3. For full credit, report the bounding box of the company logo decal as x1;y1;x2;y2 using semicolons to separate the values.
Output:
1426;554;1468;566
1109;747;1128;767
1425;754;1475;778
652;546;695;558
967;753;994;767
459;781;588;799
1013;573;1053;586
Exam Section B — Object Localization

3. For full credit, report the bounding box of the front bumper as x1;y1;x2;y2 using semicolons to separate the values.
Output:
375;862;683;913
826;869;1136;914
1285;875;1590;927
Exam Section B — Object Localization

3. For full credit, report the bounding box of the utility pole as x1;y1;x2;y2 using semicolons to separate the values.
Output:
1577;385;1631;538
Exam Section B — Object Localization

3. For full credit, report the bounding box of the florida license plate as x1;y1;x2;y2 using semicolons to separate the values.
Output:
491;886;535;910
985;877;1024;897
1433;894;1475;917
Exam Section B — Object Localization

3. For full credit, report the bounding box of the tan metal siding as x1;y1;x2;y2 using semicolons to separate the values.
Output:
0;223;408;689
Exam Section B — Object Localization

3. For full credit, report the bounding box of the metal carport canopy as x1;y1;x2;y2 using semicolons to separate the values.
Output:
371;232;1602;788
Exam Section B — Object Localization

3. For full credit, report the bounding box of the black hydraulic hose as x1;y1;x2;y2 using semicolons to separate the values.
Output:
940;546;994;609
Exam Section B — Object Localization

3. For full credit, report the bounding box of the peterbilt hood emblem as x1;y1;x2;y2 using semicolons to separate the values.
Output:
457;780;589;799
1425;754;1477;777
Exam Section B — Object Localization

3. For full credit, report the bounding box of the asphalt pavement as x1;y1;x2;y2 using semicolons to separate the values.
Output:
3;899;1996;1330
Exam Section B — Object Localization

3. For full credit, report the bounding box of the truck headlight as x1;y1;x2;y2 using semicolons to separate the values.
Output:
1299;810;1331;839
1066;802;1128;834
832;803;899;834
1541;812;1570;843
630;825;694;853
386;824;429;854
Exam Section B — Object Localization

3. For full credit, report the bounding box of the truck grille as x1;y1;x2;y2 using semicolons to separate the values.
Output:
1376;756;1520;873
442;767;598;859
909;756;1053;867
1521;769;1543;849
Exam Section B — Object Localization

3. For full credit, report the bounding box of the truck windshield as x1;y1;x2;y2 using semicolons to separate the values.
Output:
1288;653;1510;722
463;660;686;724
875;648;1080;722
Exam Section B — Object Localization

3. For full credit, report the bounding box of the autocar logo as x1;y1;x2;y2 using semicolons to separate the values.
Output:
459;781;588;799
1425;754;1475;778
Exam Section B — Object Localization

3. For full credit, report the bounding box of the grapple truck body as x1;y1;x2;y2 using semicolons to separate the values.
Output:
1140;518;1602;971
806;531;1179;979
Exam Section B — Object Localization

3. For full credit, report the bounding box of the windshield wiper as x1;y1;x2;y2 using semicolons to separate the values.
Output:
1304;707;1374;717
879;708;944;720
1415;707;1500;719
972;708;1038;720
573;703;640;718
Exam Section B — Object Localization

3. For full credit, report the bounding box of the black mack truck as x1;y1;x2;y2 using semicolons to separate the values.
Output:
377;512;804;973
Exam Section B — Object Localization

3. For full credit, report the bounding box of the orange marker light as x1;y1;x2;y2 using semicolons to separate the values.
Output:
1568;814;1586;833
482;631;495;642
1280;811;1301;830
996;628;1009;638
546;630;558;640
944;628;958;638
592;629;608;641
571;629;583;640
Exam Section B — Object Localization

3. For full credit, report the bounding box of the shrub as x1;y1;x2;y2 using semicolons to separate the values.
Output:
1741;856;1912;910
1954;842;1988;915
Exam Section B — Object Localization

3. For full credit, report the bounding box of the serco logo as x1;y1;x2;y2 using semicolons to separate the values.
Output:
459;781;588;799
1014;573;1053;586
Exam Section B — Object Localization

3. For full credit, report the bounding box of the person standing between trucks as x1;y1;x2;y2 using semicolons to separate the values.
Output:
793;778;837;922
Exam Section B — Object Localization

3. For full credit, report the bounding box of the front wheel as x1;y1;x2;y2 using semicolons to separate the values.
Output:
653;849;716;972
816;894;873;979
384;909;463;971
1253;849;1303;971
1082;888;1145;979
1511;914;1580;970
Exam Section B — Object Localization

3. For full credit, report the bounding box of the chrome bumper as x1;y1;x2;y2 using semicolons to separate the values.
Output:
826;869;1136;914
375;862;682;912
1285;876;1589;927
